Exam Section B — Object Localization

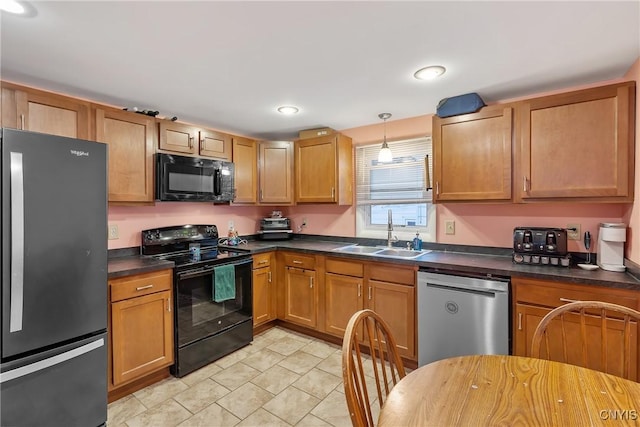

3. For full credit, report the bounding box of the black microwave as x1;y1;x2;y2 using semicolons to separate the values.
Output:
156;153;235;202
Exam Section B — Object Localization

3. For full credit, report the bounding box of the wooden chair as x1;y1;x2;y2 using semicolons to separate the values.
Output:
341;309;406;427
531;300;640;380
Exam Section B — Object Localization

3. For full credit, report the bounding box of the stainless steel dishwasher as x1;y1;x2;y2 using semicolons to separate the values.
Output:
417;269;510;366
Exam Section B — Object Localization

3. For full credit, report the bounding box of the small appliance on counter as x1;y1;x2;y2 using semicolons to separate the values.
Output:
258;211;293;240
597;223;627;272
512;227;570;267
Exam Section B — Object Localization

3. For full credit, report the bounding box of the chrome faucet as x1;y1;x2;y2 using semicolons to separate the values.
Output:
387;209;398;247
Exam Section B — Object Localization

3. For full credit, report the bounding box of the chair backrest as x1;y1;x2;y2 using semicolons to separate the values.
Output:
341;309;406;427
531;300;640;380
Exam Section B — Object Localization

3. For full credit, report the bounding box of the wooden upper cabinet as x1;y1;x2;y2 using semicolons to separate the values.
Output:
95;108;156;203
516;81;635;202
1;82;90;139
232;136;258;204
294;133;353;205
158;120;232;161
433;105;513;202
260;141;294;205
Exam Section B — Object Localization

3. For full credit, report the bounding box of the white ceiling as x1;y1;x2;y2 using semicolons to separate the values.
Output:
1;1;639;140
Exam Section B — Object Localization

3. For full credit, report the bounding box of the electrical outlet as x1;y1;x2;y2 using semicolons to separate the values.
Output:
445;220;455;235
302;218;308;227
108;224;119;240
228;220;234;230
567;223;581;240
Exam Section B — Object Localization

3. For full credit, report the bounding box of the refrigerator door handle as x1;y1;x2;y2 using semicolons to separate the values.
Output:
0;338;104;384
9;152;25;333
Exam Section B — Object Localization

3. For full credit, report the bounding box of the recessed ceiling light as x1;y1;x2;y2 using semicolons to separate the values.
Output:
414;65;446;80
277;106;299;115
0;0;25;14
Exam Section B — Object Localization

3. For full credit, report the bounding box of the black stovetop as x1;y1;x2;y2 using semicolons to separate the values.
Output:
141;224;250;268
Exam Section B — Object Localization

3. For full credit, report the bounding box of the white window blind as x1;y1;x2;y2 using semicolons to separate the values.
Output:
356;137;432;205
355;137;435;241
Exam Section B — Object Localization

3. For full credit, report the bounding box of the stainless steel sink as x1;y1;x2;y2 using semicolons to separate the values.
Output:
333;245;382;254
375;248;431;259
333;245;431;259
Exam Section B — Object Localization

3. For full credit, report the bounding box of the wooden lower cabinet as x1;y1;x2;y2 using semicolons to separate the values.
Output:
108;269;174;396
323;258;416;359
283;266;318;328
324;272;364;337
512;277;640;381
253;252;275;326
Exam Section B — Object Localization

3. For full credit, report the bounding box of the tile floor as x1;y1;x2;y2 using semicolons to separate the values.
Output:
107;326;377;427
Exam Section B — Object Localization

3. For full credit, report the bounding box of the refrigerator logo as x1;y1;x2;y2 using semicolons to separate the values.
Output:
445;301;459;314
70;150;90;157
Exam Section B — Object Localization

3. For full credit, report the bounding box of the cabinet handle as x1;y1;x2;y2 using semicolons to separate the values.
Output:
368;286;372;300
309;276;314;288
560;297;580;304
258;260;268;264
188;136;194;149
199;137;204;151
136;284;153;291
523;176;528;193
20;114;25;130
331;187;335;198
436;181;440;195
167;298;171;312
268;271;272;283
293;260;303;265
358;283;362;297
518;312;522;330
260;189;263;201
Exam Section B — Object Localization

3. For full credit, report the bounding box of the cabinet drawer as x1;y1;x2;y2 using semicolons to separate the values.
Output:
514;278;638;310
326;258;363;278
368;263;415;286
253;253;272;269
282;252;316;270
110;269;172;302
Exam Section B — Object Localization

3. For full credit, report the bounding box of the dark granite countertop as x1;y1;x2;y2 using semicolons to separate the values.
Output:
223;239;640;291
108;254;174;279
108;237;640;291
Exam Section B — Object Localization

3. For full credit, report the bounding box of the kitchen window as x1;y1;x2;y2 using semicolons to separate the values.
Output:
355;137;435;242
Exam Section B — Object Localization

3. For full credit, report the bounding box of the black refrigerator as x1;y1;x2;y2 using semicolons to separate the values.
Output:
0;129;108;426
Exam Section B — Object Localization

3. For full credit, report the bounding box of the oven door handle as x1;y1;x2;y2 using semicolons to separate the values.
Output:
177;258;253;280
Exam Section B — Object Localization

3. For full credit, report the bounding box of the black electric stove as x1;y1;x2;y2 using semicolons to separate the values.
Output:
141;224;253;377
141;224;250;268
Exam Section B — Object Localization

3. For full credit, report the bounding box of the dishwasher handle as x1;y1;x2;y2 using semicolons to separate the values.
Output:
425;282;499;298
418;271;509;294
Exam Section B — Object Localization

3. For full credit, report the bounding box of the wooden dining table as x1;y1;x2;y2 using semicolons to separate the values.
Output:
378;354;640;426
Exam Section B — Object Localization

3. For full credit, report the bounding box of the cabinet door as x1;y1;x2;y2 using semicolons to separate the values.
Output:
260;141;294;204
158;121;198;155
233;137;258;204
517;82;635;202
515;302;638;380
95;108;156;203
295;136;337;203
367;280;416;358
199;129;232;160
253;265;274;326
284;267;317;328
1;83;89;139
324;273;363;337
110;290;173;386
433;106;512;202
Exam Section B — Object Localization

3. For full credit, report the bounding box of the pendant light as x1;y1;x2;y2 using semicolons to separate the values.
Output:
377;113;392;163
